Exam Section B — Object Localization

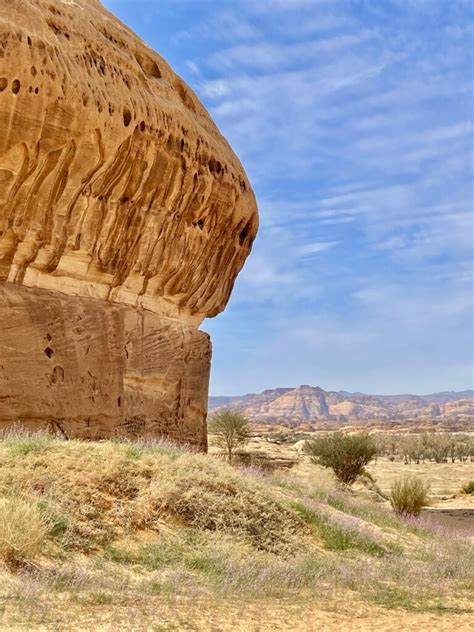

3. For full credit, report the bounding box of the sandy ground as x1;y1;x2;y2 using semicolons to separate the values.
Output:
225;434;474;539
2;596;473;631
367;457;474;538
367;459;474;496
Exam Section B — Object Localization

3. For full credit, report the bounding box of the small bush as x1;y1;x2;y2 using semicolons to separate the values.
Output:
390;476;430;516
0;497;48;567
208;410;252;464
305;433;377;485
461;481;474;495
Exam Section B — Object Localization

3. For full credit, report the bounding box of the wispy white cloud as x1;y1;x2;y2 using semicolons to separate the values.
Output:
299;241;339;255
185;60;200;75
102;0;473;395
209;32;374;71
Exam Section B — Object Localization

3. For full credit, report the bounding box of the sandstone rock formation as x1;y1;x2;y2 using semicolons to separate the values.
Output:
0;0;258;448
209;386;474;427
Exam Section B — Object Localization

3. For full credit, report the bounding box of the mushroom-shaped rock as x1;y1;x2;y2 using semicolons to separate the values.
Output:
0;0;258;449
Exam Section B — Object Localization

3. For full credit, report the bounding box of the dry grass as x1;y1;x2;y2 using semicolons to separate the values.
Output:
0;430;473;630
0;432;305;555
0;497;48;567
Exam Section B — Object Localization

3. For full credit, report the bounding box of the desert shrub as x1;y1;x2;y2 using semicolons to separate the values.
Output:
390;476;430;516
0;497;48;566
208;410;252;464
461;481;474;495
305;433;377;485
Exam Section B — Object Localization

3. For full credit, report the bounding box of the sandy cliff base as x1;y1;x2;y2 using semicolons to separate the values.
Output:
0;283;210;448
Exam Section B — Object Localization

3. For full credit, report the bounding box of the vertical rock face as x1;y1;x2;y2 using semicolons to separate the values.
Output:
0;0;258;448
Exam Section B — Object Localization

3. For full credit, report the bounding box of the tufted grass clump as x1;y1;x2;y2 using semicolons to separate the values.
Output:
390;476;430;517
0;497;48;567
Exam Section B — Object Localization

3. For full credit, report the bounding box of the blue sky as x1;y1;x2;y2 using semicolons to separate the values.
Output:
103;0;473;396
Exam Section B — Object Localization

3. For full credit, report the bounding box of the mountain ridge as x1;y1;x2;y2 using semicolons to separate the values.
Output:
208;386;474;425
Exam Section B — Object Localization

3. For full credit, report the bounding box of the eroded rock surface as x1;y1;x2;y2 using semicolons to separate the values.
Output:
0;0;258;448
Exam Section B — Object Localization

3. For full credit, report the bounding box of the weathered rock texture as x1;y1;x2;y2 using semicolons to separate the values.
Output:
0;0;258;448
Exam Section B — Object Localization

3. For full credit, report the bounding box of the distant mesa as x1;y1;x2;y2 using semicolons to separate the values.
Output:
208;385;474;427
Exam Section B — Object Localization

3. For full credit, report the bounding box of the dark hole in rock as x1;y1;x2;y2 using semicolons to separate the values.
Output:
123;106;132;127
44;347;54;359
239;224;250;245
50;366;65;385
0;78;7;91
12;79;20;94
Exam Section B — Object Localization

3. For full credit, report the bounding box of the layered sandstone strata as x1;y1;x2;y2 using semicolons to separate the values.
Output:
0;0;258;448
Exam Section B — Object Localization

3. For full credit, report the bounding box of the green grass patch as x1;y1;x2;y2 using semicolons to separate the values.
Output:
291;501;390;556
115;438;184;461
104;531;206;571
369;585;425;611
1;432;56;456
369;585;473;613
324;494;401;530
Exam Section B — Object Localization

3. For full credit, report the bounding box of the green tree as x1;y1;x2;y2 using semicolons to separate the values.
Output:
305;432;377;485
208;410;252;465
